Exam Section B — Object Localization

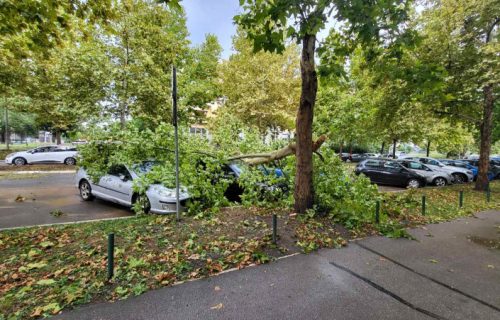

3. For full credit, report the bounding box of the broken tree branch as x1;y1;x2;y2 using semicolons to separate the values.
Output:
227;135;327;165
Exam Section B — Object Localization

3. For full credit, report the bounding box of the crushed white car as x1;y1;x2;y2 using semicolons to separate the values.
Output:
75;161;190;214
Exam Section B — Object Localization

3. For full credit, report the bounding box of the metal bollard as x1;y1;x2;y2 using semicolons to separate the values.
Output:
486;186;491;202
272;214;277;244
375;201;380;224
422;195;426;216
107;233;114;280
459;191;464;208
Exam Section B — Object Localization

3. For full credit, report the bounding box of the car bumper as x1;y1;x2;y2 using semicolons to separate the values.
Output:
151;200;188;214
4;157;13;164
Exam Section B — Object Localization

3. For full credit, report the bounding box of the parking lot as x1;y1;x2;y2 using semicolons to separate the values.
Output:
0;173;132;229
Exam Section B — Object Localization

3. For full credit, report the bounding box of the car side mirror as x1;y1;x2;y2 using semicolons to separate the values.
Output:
118;174;128;182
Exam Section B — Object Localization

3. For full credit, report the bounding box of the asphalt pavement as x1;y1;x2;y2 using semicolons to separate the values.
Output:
55;210;500;320
0;173;132;229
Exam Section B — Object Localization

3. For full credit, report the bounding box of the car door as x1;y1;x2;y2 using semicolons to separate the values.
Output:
28;146;55;163
380;160;405;185
96;165;133;204
361;160;383;183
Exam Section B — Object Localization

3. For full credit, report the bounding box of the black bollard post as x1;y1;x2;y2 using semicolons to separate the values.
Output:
459;191;464;208
422;195;426;216
272;214;277;244
375;201;380;224
486;186;491;202
107;233;114;280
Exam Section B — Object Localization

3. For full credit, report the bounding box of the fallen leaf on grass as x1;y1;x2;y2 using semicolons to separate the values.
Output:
429;259;438;263
37;279;56;286
210;303;223;310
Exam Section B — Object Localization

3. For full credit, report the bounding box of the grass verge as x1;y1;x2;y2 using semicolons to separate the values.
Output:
0;181;498;319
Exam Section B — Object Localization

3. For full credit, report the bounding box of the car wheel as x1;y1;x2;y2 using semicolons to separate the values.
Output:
433;177;447;187
13;157;27;166
407;178;421;189
64;157;76;165
79;180;94;201
452;173;466;184
133;194;151;214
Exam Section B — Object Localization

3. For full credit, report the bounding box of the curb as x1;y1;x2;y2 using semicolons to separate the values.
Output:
0;170;75;174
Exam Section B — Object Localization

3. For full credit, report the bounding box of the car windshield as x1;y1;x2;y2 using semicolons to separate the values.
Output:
132;161;159;175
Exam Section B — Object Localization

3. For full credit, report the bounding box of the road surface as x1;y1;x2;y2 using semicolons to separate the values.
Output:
0;173;132;229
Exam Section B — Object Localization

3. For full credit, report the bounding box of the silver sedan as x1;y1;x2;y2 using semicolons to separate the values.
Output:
75;162;189;214
398;160;453;186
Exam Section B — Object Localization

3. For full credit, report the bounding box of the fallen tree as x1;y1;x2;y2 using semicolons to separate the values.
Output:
226;135;327;165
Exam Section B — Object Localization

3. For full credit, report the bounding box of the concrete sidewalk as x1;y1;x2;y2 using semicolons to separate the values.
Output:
56;211;500;320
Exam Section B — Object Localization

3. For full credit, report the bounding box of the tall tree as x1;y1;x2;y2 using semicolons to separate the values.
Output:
419;0;499;190
236;0;411;213
103;0;189;128
219;31;300;132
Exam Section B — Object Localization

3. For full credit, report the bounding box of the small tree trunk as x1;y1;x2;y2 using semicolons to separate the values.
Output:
55;131;62;145
339;141;343;158
294;34;317;214
475;84;494;191
4;106;9;150
380;141;385;155
392;139;397;158
426;140;431;157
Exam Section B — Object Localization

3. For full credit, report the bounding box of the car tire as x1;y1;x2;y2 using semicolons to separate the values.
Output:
64;157;76;165
13;157;27;166
452;173;466;184
79;180;94;201
433;177;447;187
407;178;421;189
133;194;151;214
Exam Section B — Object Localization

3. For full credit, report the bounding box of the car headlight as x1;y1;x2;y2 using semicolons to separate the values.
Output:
159;189;175;198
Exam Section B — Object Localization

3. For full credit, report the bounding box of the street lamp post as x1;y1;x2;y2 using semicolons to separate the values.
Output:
172;66;180;221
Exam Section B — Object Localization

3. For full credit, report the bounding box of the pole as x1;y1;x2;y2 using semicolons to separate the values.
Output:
421;195;426;216
486;185;491;202
107;233;114;280
172;66;180;221
375;201;380;224
272;214;277;244
459;191;463;208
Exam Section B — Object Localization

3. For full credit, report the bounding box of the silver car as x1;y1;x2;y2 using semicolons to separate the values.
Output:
403;157;474;183
5;145;78;165
75;161;190;214
398;160;453;186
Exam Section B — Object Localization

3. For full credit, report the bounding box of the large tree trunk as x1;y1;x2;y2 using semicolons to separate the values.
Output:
426;140;431;157
295;34;317;214
475;84;494;191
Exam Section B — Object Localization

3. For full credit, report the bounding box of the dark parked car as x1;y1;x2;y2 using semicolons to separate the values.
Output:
355;159;426;188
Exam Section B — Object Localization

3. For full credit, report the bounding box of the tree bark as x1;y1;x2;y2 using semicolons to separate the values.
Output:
475;84;494;191
380;141;385;155
339;141;343;159
426;140;431;157
392;139;397;158
294;34;317;213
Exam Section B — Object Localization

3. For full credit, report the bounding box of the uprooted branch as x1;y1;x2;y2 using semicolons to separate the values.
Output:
226;135;327;165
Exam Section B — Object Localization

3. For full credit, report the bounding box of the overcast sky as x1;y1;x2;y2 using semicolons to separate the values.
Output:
183;1;335;60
